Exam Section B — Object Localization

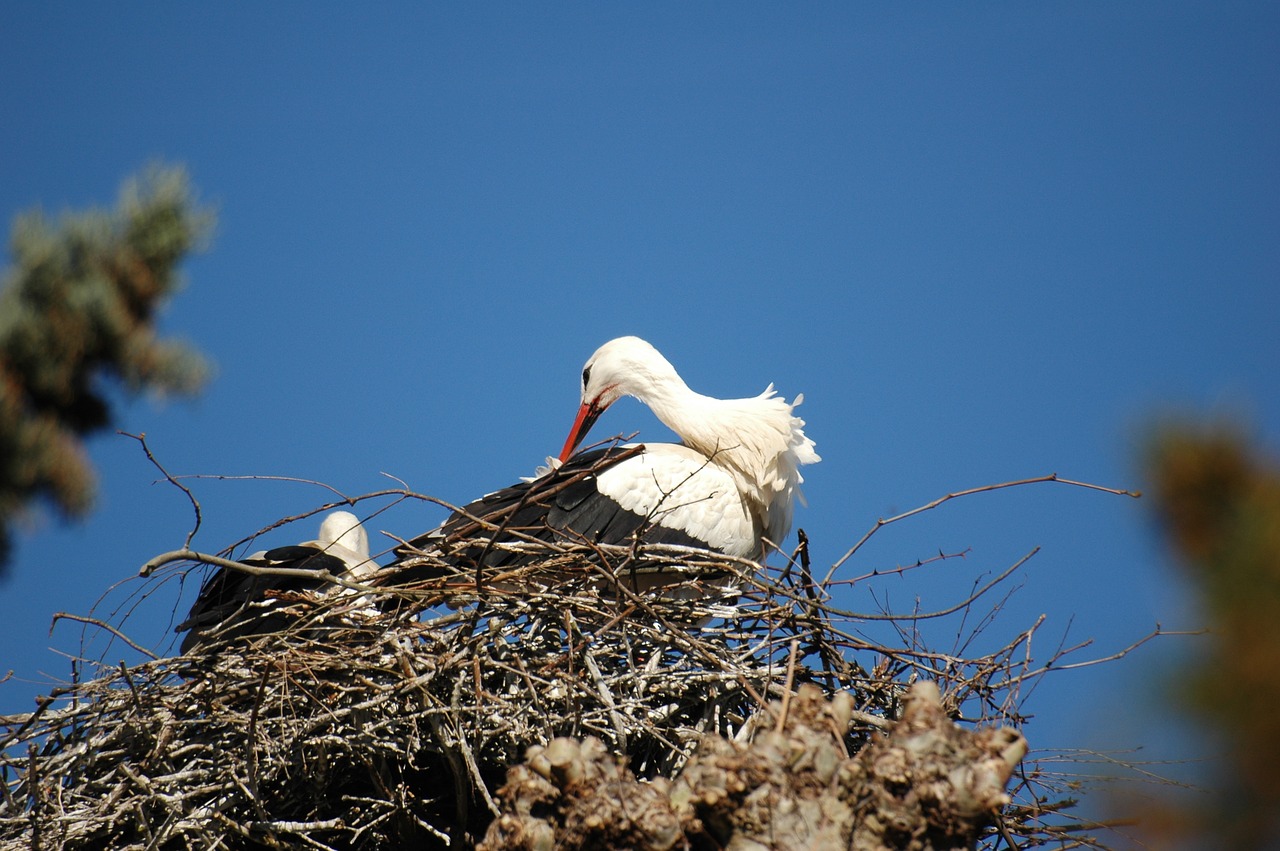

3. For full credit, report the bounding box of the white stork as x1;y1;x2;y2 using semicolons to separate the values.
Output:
178;510;375;653
555;336;819;559
392;336;818;580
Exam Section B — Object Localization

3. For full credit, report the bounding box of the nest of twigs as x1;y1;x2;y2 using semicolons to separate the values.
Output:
0;518;1122;850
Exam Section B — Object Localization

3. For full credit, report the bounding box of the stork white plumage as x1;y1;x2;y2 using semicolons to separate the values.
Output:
556;336;819;559
178;510;375;653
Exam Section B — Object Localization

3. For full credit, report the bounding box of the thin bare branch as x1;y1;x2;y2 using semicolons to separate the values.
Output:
49;613;159;661
121;430;202;549
823;474;1140;585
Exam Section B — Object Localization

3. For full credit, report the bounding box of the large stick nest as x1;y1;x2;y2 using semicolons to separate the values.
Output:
0;502;1131;849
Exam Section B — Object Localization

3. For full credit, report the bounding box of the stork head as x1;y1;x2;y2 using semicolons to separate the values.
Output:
318;510;370;558
558;336;678;462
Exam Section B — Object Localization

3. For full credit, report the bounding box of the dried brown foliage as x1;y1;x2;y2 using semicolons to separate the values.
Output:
482;681;1026;851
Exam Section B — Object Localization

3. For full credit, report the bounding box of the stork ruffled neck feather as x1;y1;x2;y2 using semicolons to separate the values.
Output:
563;336;819;548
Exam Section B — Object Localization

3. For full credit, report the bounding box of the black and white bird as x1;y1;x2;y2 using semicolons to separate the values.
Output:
178;510;375;653
555;336;819;559
394;336;818;578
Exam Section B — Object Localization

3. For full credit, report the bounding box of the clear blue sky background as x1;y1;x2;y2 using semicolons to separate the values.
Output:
2;1;1277;829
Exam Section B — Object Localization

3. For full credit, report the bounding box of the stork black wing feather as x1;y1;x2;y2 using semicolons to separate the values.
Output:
549;490;709;551
387;445;680;581
177;543;340;653
257;545;346;570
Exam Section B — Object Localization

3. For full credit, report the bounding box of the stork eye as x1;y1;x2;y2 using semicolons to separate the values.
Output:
581;366;591;388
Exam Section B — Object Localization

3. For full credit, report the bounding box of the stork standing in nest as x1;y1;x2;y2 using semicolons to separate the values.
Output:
554;336;819;559
399;336;818;576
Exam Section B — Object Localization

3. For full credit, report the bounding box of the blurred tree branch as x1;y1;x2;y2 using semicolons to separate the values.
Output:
1136;418;1280;848
0;166;214;573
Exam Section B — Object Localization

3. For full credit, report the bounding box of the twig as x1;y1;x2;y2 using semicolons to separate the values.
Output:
823;474;1140;585
824;548;1040;622
121;431;202;550
138;549;379;596
50;613;158;661
172;473;355;504
774;639;801;734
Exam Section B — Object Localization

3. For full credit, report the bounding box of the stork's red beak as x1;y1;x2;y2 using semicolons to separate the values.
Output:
558;401;603;462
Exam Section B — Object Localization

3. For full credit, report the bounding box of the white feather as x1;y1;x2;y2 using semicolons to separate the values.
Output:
595;444;761;558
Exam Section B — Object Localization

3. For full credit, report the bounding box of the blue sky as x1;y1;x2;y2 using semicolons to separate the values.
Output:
2;0;1277;823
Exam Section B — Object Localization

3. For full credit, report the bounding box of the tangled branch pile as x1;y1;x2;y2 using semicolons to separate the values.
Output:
1;526;1114;849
